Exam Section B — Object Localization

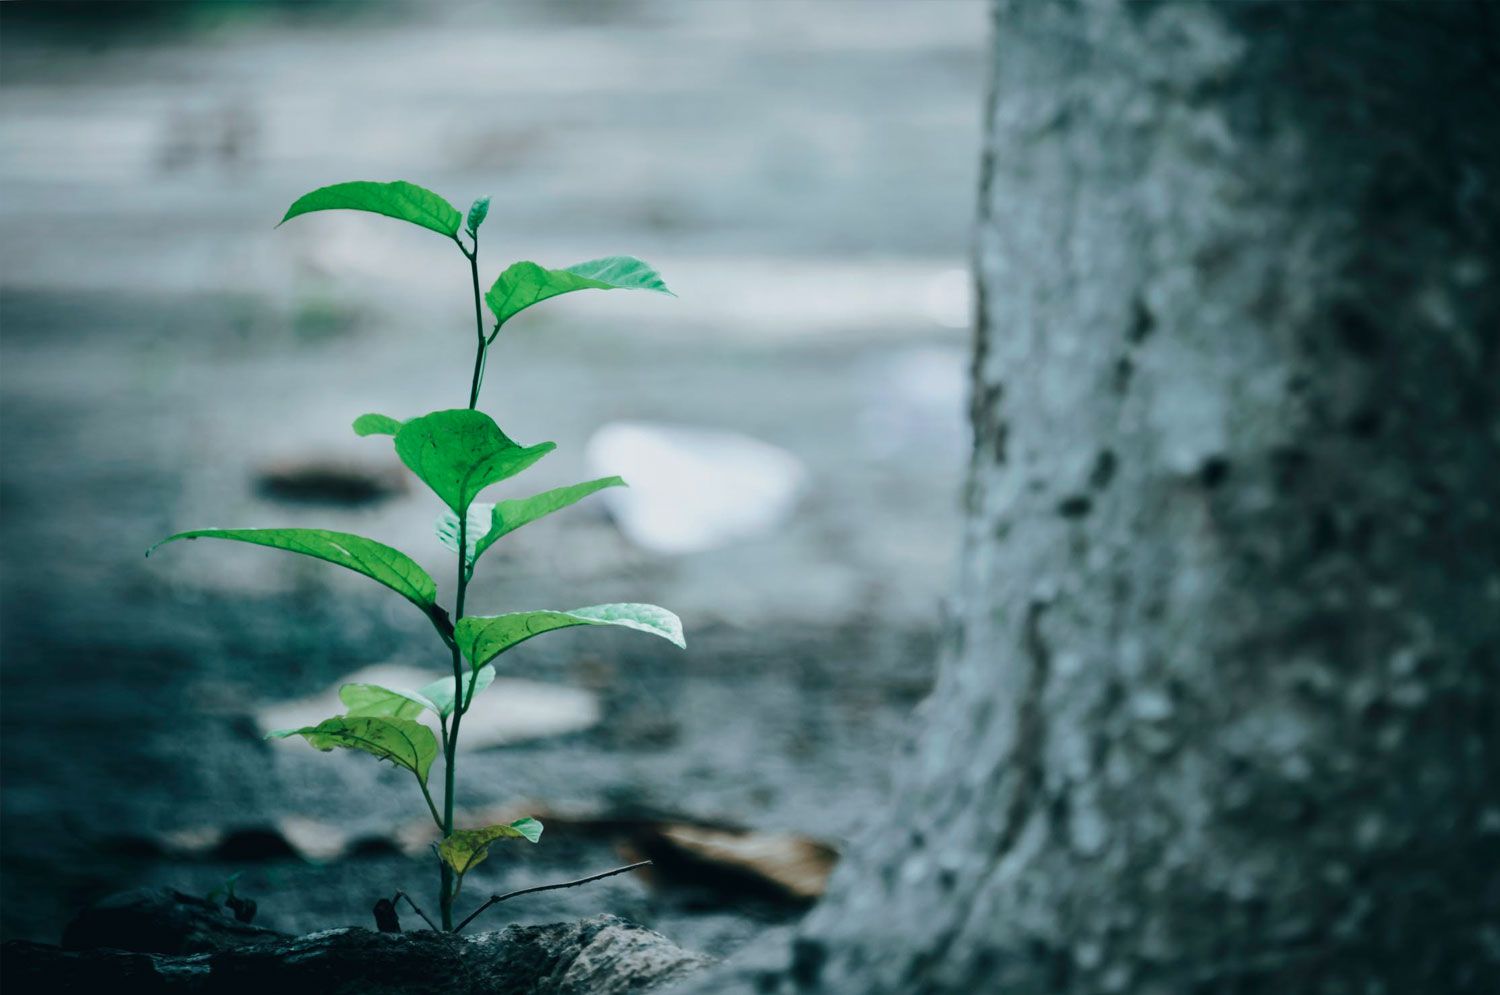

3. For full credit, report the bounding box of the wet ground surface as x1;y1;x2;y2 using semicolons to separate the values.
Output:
1;1;983;955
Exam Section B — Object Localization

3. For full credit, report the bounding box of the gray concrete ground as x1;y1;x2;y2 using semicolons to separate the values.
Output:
0;0;984;955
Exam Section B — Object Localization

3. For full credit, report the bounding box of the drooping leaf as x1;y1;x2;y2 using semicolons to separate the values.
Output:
393;409;554;515
340;682;438;720
484;256;673;327
279;181;462;237
353;413;403;437
149;528;436;609
456;603;685;670
466;196;490;236
437;818;544;876
268;715;438;785
473;477;625;562
435;503;493;568
418;665;495;718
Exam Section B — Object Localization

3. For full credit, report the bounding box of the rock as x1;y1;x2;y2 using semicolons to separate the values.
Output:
254;456;404;506
452;677;600;750
61;887;287;955
1;940;206;993
585;422;807;555
8;913;710;995
558;917;714;994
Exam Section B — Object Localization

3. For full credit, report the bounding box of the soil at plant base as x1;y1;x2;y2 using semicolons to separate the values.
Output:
0;0;982;960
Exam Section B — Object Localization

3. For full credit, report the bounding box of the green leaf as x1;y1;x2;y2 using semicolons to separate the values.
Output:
456;603;685;670
340;682;437;720
473;477;625;562
149;528;436;609
436;477;624;573
435;503;493;568
394;409;554;515
417;665;495;718
268;715;438;785
466;196;490;236
353;413;402;437
437;818;544;876
484;256;673;327
279;181;462;237
340;667;493;720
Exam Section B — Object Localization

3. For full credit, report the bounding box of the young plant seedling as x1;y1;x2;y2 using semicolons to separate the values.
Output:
149;180;683;931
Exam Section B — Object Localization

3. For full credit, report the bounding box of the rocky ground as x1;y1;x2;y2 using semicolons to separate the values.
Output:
0;0;983;959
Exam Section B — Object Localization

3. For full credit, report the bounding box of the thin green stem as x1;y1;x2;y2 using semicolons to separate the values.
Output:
467;338;487;410
417;775;443;832
439;230;491;930
463;236;487;410
452;861;655;934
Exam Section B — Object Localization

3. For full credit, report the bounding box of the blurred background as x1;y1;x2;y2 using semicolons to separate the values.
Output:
0;0;986;953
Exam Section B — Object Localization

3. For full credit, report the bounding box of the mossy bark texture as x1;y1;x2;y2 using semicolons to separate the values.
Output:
787;2;1500;992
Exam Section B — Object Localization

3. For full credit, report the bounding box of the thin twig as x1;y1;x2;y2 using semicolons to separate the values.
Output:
392;890;439;932
453;860;653;934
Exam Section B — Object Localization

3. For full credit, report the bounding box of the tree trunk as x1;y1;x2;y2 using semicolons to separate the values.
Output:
786;2;1500;992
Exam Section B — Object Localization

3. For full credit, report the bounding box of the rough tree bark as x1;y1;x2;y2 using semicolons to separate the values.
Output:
759;2;1500;993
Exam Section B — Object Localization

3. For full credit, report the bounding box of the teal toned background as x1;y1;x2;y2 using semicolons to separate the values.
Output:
0;0;986;953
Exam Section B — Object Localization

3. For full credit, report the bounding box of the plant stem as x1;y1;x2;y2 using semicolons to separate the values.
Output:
463;236;487;410
440;512;468;930
452;861;654;934
392;890;439;932
439;230;490;930
418;777;443;833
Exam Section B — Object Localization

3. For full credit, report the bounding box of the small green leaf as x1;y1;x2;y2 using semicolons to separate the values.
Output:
435;503;493;568
473;477;625;562
149;528;436;609
484;256;673;327
279;181;462;237
437;818;544;876
466;196;490;236
417;665;495;718
507;817;544;843
353;413;402;437
268;715;438;785
393;409;554;515
340;682;437;720
437;477;625;573
456;603;685;670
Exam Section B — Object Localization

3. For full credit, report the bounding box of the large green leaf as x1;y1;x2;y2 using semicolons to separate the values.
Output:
456;603;685;670
436;477;625;572
268;715;438;785
484;256;672;327
394;409;554;515
418;665;496;718
438;818;543;876
149;528;436;609
279;181;462;237
340;682;437;720
353;413;402;437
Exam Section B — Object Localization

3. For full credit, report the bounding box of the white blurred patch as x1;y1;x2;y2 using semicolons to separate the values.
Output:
923;267;973;330
258;662;599;752
857;346;969;460
586;422;807;555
